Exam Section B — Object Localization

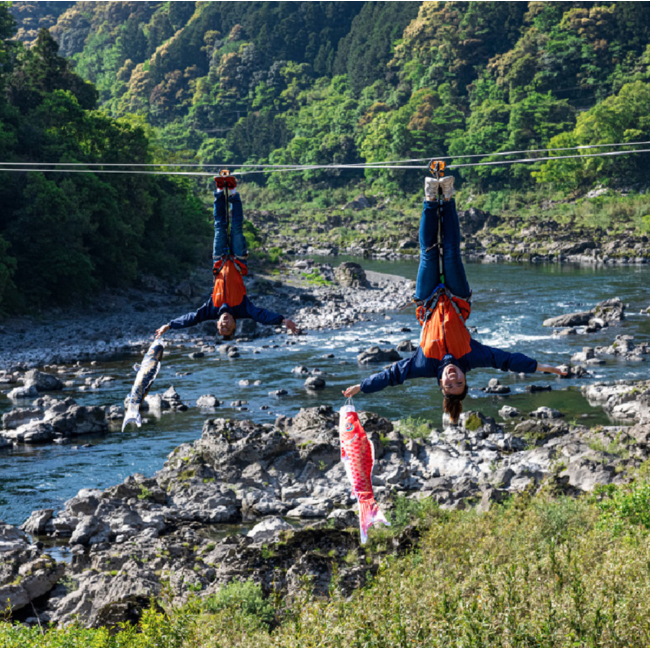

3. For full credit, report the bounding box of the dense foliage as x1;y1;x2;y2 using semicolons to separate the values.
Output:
9;0;650;197
0;3;208;311
4;479;650;646
4;1;650;308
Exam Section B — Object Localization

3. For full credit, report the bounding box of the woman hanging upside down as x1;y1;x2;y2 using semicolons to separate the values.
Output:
155;177;299;340
343;175;566;424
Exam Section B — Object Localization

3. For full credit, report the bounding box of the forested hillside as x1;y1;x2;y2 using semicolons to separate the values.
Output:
10;0;650;195
0;2;207;312
4;1;650;311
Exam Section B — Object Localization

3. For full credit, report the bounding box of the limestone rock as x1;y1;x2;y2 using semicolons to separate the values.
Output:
357;346;401;364
24;369;64;392
335;262;368;288
483;379;511;394
304;376;326;390
247;517;293;543
543;311;593;327
197;395;220;408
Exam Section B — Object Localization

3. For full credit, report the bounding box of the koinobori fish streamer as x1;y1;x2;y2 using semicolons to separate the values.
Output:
122;339;164;431
339;403;390;544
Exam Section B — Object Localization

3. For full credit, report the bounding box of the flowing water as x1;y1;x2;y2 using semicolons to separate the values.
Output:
1;259;649;526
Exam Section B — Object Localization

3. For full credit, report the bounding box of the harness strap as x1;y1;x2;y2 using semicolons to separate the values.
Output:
416;284;470;327
213;255;248;277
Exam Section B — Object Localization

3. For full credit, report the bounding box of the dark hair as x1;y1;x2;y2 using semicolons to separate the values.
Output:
442;383;469;425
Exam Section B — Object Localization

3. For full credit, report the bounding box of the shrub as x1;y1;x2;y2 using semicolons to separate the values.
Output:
203;580;275;629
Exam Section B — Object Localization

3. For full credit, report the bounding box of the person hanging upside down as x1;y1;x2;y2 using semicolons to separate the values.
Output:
343;175;566;424
155;177;298;340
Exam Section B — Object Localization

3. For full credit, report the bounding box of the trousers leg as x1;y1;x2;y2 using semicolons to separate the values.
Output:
441;199;471;299
228;193;248;262
414;200;441;301
213;191;229;261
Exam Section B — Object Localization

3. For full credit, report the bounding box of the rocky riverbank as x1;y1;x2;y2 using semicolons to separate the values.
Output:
247;200;650;265
1;287;646;451
0;261;412;371
1;374;649;628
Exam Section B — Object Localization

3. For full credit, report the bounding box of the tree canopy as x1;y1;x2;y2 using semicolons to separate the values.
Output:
0;4;207;312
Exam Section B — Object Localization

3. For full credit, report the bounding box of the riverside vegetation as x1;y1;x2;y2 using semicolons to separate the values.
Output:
4;480;650;646
4;1;650;313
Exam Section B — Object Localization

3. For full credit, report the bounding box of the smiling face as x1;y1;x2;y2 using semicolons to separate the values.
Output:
440;363;466;396
217;312;236;337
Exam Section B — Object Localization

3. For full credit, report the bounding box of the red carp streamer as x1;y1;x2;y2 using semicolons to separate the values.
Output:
339;403;390;544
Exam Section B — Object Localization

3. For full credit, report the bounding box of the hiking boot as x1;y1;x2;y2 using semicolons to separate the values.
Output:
214;176;226;190
440;175;455;199
424;177;440;202
224;175;237;190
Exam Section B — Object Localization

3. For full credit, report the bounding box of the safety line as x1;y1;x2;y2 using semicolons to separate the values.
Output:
1;147;649;177
1;139;649;170
240;147;650;174
349;139;650;166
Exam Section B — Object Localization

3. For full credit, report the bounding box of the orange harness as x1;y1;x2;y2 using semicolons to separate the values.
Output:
211;258;248;308
417;289;472;361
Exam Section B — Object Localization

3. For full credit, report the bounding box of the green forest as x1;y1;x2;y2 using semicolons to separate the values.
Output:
3;1;650;311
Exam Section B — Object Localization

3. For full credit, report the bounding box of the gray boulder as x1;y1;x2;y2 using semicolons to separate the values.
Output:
499;405;521;419
335;262;368;288
0;520;64;613
304;376;326;391
197;395;220;408
357;346;401;364
7;384;39;400
2;407;41;430
483;379;511;395
247;516;293;543
530;406;563;420
161;386;188;411
341;194;371;211
396;340;414;353
543;311;593;327
593;297;625;322
24;369;64;392
21;509;54;536
4;421;56;444
459;207;499;235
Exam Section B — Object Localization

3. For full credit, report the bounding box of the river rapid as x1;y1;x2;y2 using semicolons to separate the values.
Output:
1;258;649;526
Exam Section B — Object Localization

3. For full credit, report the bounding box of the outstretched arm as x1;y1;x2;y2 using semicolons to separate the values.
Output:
536;363;568;377
343;350;430;397
468;340;538;374
244;298;285;327
167;299;215;331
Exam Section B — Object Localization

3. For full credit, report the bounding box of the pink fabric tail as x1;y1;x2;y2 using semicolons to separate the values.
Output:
358;499;390;544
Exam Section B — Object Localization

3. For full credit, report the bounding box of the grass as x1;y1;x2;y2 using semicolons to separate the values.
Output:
238;181;650;259
397;416;433;439
301;268;332;286
6;480;650;646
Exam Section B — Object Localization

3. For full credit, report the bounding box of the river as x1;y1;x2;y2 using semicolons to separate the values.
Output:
1;258;649;526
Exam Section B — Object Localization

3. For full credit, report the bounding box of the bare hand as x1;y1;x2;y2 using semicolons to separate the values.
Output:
536;363;568;377
342;384;361;398
283;319;300;335
155;324;170;339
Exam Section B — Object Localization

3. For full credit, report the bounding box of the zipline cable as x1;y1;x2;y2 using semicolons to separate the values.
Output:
1;146;650;177
1;139;650;171
343;139;650;167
